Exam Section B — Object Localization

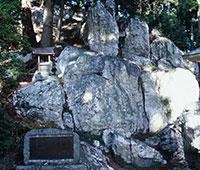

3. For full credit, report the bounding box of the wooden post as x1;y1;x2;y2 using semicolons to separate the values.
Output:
38;56;40;73
48;55;51;63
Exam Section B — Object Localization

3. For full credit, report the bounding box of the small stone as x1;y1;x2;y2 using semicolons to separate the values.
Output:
63;112;74;129
93;140;100;148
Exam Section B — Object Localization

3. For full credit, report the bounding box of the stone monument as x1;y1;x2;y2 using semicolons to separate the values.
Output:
16;128;86;170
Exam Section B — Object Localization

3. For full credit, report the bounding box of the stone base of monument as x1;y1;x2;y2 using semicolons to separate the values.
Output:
16;164;87;170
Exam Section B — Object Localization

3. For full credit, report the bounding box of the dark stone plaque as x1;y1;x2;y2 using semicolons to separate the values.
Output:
23;129;80;165
30;135;73;160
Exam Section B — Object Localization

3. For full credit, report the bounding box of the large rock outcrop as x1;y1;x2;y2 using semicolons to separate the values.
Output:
55;46;200;167
83;1;119;56
140;71;167;133
11;1;200;167
13;44;200;168
13;78;65;127
122;16;150;59
150;29;199;77
59;47;147;137
158;117;187;166
57;46;167;137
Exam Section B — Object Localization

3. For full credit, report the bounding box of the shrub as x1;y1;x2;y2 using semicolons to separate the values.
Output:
0;109;13;157
0;0;31;54
0;53;26;93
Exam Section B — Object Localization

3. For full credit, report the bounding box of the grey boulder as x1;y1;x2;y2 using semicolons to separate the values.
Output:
83;1;119;56
158;117;187;166
112;134;166;167
57;46;167;137
122;16;150;59
13;78;65;127
80;141;114;170
150;30;199;76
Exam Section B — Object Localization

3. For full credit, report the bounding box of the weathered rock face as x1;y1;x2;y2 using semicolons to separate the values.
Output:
150;30;199;77
13;78;65;127
56;46;97;77
122;16;150;59
150;37;182;65
83;1;119;56
152;68;199;123
80;141;114;170
145;103;200;167
111;134;166;167
13;44;200;168
105;0;116;18
57;46;167;137
140;71;167;133
63;112;74;129
158;117;187;166
127;56;153;68
183;102;200;152
58;46;148;137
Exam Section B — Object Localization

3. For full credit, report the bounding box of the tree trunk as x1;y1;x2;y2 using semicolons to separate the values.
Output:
55;0;64;43
197;0;200;32
41;0;54;47
198;13;200;32
22;8;38;47
21;0;38;47
191;23;194;42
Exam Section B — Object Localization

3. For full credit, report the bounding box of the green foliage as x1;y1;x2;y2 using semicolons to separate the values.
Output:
143;0;198;51
115;0;142;16
0;0;31;53
0;0;29;158
0;0;20;51
177;0;198;26
0;109;13;157
112;0;199;51
176;0;198;50
0;53;26;93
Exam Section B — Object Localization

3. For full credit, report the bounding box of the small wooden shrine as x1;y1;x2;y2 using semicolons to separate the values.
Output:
33;47;55;76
